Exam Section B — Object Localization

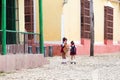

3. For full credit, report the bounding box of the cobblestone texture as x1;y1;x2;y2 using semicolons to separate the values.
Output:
0;53;120;80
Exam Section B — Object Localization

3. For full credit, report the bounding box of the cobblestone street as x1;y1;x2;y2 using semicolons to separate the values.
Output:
0;53;120;80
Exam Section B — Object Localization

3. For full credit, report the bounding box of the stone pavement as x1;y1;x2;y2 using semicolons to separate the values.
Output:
0;53;120;80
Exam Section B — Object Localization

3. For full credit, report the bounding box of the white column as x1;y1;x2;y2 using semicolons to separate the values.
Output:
61;14;65;42
33;0;37;42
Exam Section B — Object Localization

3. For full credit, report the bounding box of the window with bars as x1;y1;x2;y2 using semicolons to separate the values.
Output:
104;6;113;40
6;0;18;44
0;0;1;29
0;0;19;44
0;0;1;44
24;0;34;40
81;0;90;39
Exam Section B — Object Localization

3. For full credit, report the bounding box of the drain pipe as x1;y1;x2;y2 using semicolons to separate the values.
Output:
39;0;44;54
2;0;7;55
90;0;94;56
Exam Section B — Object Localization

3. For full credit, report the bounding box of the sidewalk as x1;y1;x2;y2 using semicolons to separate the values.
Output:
0;52;120;80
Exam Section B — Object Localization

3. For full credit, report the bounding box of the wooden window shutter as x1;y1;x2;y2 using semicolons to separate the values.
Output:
104;6;113;40
25;0;34;40
81;0;90;39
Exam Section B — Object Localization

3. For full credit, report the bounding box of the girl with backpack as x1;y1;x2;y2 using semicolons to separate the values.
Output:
60;37;69;64
70;41;76;64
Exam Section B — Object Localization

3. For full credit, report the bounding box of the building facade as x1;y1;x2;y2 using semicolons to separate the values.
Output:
44;0;120;55
0;0;120;55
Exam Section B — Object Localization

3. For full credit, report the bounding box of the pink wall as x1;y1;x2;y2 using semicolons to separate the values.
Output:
0;54;49;72
45;39;120;56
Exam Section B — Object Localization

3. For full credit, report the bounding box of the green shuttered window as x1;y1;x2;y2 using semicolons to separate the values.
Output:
0;0;19;44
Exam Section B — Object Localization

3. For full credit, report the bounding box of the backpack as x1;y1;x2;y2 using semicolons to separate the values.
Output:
61;43;69;53
70;46;76;53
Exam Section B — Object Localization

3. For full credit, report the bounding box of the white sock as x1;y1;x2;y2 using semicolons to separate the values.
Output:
73;59;76;62
71;60;73;62
62;59;66;62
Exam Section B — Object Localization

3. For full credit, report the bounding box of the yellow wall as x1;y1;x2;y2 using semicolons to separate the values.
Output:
62;0;120;43
35;0;120;43
36;0;40;34
36;0;80;42
42;0;62;41
94;0;120;44
94;0;105;44
112;2;120;43
63;0;80;42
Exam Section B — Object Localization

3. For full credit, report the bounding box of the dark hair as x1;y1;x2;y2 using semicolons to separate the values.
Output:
63;37;67;42
71;41;74;45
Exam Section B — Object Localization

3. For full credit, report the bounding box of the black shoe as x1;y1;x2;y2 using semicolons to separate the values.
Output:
61;62;64;64
64;62;67;64
61;62;67;64
71;62;73;64
74;62;76;64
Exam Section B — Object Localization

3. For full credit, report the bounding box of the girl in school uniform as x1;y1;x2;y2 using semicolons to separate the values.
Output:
70;41;76;64
60;37;69;64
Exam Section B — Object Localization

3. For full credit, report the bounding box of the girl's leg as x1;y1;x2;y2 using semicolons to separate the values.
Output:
62;52;67;64
61;53;65;64
73;55;74;60
71;55;72;60
73;55;76;64
64;53;67;64
62;52;65;59
71;55;74;64
71;55;74;60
